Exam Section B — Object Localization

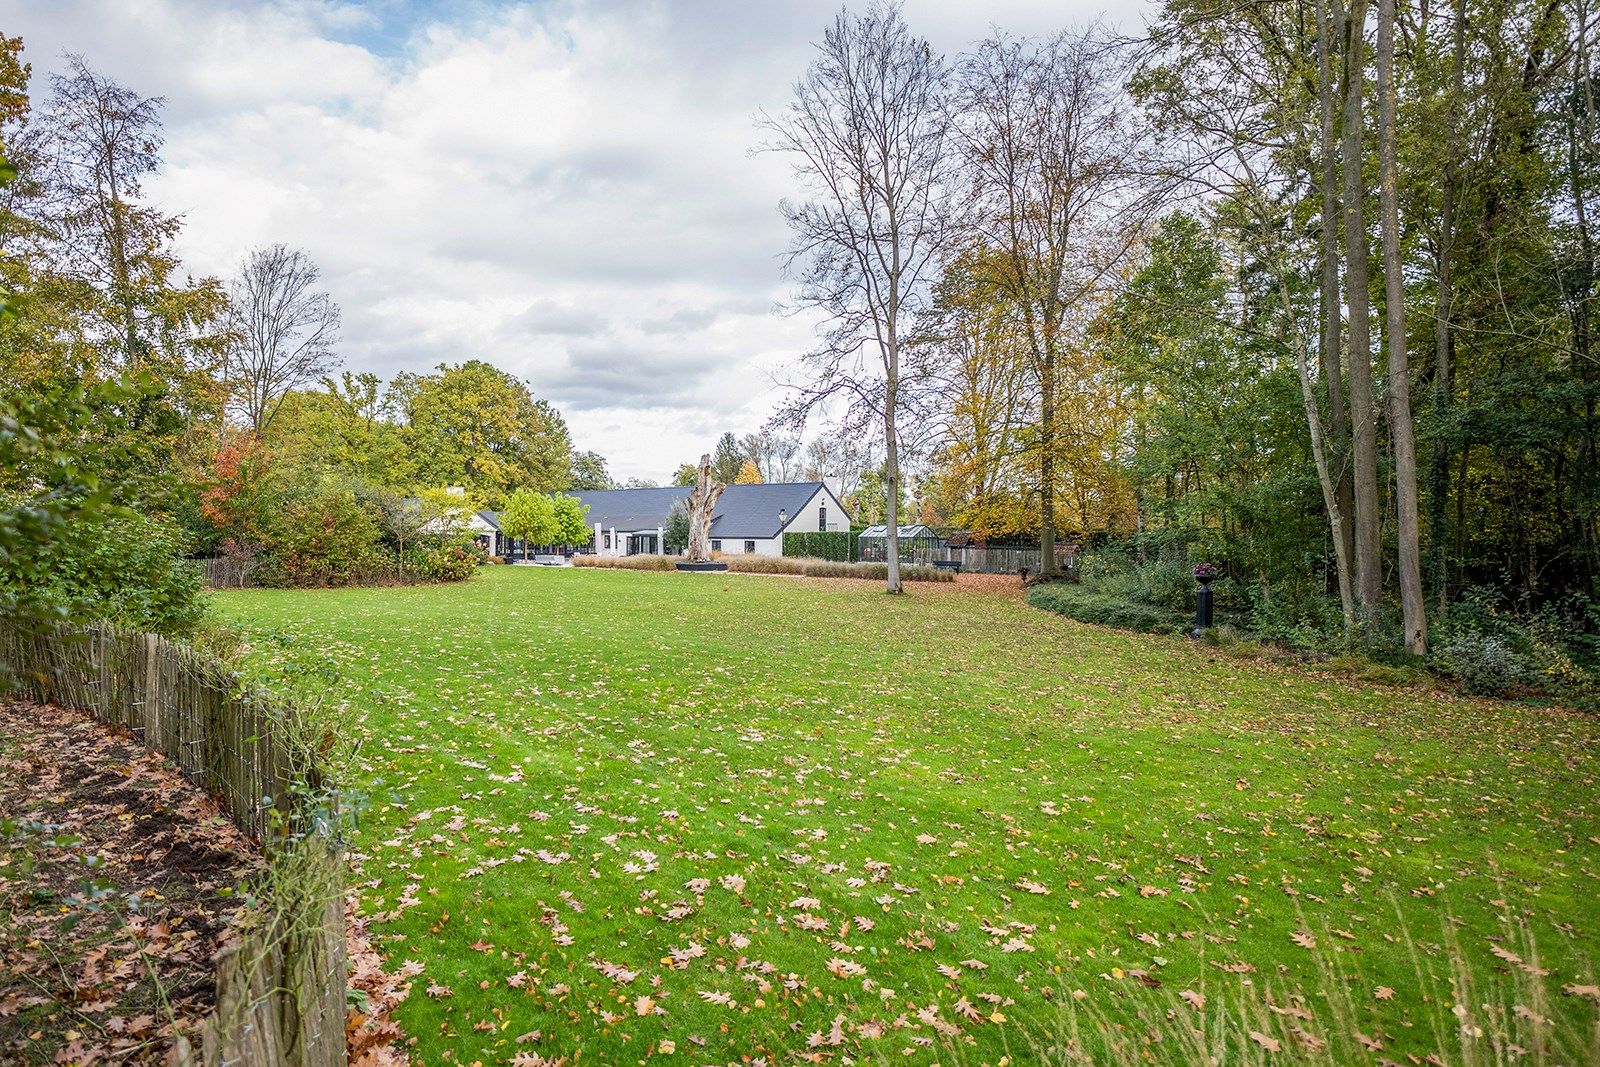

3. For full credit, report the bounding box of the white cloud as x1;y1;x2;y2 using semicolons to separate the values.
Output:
1;0;1152;482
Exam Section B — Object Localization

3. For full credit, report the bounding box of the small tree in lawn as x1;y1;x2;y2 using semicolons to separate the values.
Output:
359;484;424;576
501;489;558;560
664;498;690;554
552;493;591;549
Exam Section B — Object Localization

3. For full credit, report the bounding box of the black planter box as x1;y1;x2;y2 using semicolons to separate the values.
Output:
675;561;729;572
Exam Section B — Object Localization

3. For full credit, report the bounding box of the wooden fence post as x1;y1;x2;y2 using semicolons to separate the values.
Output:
143;632;160;748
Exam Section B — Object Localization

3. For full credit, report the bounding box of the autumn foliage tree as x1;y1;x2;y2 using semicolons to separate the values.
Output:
199;433;276;547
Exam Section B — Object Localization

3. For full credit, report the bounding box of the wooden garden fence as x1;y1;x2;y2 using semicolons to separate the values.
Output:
0;620;346;1067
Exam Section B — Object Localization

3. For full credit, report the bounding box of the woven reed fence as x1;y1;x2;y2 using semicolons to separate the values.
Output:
0;620;346;1067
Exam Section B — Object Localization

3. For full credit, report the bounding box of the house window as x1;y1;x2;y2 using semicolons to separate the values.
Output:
818;504;827;530
744;540;756;553
711;539;721;551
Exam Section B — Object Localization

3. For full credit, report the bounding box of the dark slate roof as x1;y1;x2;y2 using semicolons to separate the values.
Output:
569;483;837;539
710;482;831;538
567;486;691;533
479;510;502;531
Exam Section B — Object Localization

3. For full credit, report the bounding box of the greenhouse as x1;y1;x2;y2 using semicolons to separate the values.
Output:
855;524;947;566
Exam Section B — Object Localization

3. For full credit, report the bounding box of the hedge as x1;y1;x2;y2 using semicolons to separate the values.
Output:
1025;583;1189;634
573;553;953;582
783;530;858;562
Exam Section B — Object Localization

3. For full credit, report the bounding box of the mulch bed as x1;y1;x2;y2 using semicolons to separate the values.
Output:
0;700;262;1065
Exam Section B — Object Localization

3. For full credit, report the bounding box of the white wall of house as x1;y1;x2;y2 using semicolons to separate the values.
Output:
781;486;849;535
710;535;780;557
590;523;665;558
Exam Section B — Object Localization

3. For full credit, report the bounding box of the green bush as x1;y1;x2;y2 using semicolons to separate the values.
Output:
1245;585;1348;652
405;544;479;583
1429;586;1598;703
257;483;392;587
664;500;689;555
572;553;954;582
1433;632;1526;696
1026;583;1187;634
1109;557;1194;614
0;508;207;637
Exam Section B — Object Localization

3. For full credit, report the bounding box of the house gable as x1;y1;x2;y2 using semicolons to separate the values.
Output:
566;483;851;541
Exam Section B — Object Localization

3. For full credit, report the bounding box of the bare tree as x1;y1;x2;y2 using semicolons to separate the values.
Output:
742;429;803;483
741;431;776;482
36;56;161;365
803;431;873;503
225;244;341;432
953;27;1143;577
769;430;803;482
1377;0;1426;654
761;2;954;593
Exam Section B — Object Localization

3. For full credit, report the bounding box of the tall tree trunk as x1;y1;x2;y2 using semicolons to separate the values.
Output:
102;147;140;366
1038;335;1059;577
1429;0;1465;613
1567;0;1599;594
1317;0;1356;624
1342;0;1384;621
1279;262;1357;628
1379;0;1428;655
884;334;904;594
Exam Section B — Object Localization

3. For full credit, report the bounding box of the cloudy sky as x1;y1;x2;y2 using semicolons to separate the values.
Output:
1;0;1153;483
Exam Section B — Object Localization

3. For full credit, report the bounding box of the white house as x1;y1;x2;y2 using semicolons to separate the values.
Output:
410;490;506;556
572;481;851;558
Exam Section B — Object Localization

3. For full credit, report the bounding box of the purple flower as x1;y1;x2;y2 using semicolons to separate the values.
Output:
1192;562;1218;580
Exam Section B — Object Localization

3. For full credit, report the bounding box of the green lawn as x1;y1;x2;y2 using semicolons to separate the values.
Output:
214;567;1600;1065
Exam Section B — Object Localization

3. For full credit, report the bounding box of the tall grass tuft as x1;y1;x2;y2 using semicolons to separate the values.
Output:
880;909;1598;1066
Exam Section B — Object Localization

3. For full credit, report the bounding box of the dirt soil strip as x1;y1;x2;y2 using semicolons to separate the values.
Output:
0;699;262;1065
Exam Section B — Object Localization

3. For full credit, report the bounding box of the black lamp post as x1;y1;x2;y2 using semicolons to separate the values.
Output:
778;509;787;551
